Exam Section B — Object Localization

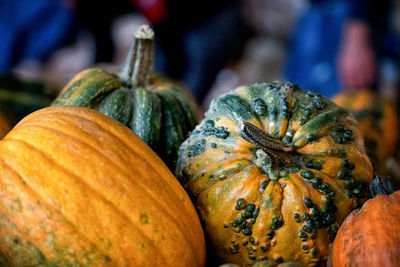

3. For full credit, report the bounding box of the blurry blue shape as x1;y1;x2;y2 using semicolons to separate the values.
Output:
284;1;349;97
0;0;77;73
284;0;399;97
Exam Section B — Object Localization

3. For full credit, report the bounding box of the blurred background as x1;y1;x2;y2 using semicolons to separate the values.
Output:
0;0;399;114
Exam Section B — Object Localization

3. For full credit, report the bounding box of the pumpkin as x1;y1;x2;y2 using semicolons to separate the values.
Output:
331;181;400;266
332;90;398;174
0;106;205;266
52;25;200;169
176;82;373;266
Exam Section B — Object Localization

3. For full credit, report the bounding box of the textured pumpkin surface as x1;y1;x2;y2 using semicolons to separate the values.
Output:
333;90;398;174
52;25;200;169
176;82;373;266
331;191;400;266
0;106;205;266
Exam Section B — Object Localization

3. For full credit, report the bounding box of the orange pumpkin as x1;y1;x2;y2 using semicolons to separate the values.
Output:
331;189;400;266
333;90;398;174
0;106;205;266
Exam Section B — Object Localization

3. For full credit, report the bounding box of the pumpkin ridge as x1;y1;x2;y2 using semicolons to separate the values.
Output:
1;139;168;255
1;140;190;265
187;159;252;197
0;157;105;260
5;124;201;261
4;129;195;256
21;108;201;215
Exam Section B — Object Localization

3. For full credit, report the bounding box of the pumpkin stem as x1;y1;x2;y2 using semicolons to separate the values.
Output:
239;121;293;165
369;175;397;197
120;24;155;88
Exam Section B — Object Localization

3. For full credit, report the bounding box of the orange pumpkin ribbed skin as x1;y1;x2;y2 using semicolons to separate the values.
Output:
331;191;400;266
333;90;398;174
0;106;205;266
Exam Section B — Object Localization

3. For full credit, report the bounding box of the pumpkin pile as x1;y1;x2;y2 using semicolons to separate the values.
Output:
176;81;373;266
1;23;398;266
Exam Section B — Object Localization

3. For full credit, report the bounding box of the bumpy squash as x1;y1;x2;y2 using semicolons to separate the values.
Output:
331;189;400;266
176;82;373;266
0;106;205;266
333;90;398;174
52;25;200;169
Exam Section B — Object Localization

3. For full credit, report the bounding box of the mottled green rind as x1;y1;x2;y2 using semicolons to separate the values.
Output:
52;68;198;169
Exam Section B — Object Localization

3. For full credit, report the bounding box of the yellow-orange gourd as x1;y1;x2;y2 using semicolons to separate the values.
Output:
0;106;205;266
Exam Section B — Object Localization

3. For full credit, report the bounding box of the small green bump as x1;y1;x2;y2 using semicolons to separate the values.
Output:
272;217;284;230
327;224;339;238
342;159;355;170
249;255;257;260
259;180;269;193
310;231;317;239
211;143;217;148
241;211;252;219
305;161;322;170
274;257;283;264
303;198;313;208
345;179;355;189
242;240;248;246
245;203;256;213
224;224;229;228
240;221;251;230
301;171;314;180
236;198;246;210
252;207;260;218
250;218;256;224
310;247;318;258
253;99;268;116
294;213;301;223
302;213;311;221
267;230;274;240
243;228;252;236
311;177;323;188
353;188;361;194
260;244;266;251
216;126;230;139
302;225;312;233
235;218;244;225
302;245;309;251
298;231;307;239
249;237;255;244
205;120;215;128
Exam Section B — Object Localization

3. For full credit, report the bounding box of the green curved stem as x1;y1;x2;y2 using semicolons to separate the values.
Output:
239;121;294;165
120;24;155;88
